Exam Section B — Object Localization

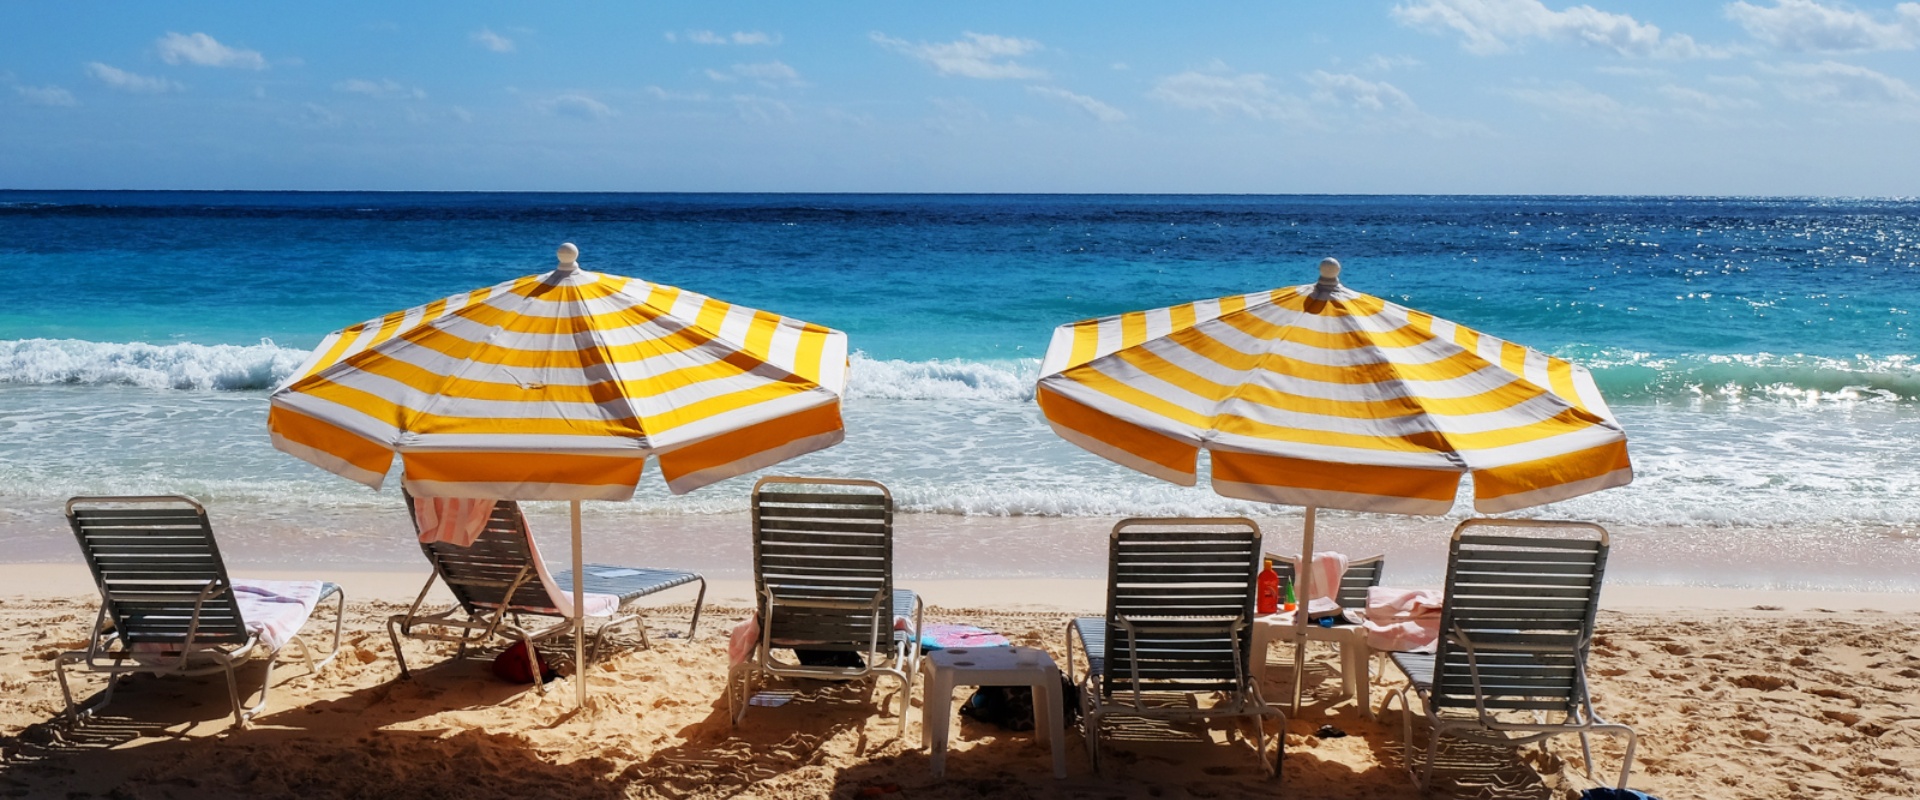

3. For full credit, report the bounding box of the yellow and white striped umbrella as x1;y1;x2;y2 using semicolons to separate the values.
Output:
268;244;848;501
1036;259;1632;515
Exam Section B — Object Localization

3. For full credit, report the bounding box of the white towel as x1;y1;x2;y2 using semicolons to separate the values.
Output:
1361;586;1444;653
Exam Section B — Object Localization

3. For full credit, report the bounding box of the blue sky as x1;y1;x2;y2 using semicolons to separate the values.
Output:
3;0;1917;194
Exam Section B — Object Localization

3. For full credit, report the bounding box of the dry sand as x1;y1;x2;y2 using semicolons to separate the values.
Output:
2;568;1917;800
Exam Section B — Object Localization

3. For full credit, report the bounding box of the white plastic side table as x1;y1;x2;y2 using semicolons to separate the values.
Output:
1250;613;1374;717
919;646;1068;779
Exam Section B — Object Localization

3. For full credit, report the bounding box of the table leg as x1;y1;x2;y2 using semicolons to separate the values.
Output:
1038;666;1066;779
924;666;953;777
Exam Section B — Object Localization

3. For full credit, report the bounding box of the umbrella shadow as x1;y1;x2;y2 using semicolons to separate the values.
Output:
617;674;913;797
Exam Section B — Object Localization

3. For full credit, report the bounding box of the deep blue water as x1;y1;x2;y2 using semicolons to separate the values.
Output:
1;192;1916;586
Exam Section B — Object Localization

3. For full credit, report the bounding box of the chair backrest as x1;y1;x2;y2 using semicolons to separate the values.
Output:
402;492;555;617
66;496;248;647
751;477;893;653
1265;553;1386;609
1428;518;1610;713
1104;517;1262;697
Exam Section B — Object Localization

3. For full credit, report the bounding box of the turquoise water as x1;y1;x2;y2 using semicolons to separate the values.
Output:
2;192;1916;587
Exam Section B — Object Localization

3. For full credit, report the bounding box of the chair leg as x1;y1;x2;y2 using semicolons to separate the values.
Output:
386;615;413;679
686;578;707;639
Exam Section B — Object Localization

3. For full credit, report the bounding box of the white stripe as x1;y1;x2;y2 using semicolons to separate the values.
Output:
1207;434;1465;470
766;320;803;375
1523;349;1552;393
1476;332;1506;365
1571;365;1615;422
668;288;710;321
1426;316;1457;344
1144;306;1174;340
716;304;756;347
642;388;841;451
1095;316;1122;362
1192;297;1224;325
270;393;402;445
1039;324;1080;376
816;330;849;393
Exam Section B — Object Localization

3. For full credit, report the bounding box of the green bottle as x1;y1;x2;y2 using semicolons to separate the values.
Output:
1282;579;1297;611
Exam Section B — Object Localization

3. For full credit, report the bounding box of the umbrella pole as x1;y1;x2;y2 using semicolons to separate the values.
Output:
572;499;587;709
1291;505;1317;713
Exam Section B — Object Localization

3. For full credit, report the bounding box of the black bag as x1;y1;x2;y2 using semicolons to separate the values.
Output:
960;676;1082;731
793;649;865;669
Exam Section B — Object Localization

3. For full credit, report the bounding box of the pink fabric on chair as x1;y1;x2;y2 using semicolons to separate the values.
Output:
1361;586;1444;653
523;532;621;618
231;579;324;651
413;498;497;547
1304;551;1349;617
729;614;760;666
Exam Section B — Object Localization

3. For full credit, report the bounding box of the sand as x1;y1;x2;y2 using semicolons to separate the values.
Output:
2;569;1918;800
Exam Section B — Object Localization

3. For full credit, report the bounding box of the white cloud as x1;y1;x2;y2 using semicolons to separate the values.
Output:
646;86;712;102
541;93;615;120
1362;54;1424;72
1726;0;1920;52
871;31;1046;79
16;85;78;107
334;78;426;100
705;69;736;82
84;62;182;93
1596;65;1670;78
1028;86;1128;122
472;28;515;53
732;31;779;45
731;61;803;85
1393;0;1721;58
1149;70;1307;121
1763;59;1920;105
1306;71;1415;110
681;29;779;46
1658;84;1761;110
731;94;793;123
451;106;473;123
1505;82;1649;126
156;32;267;69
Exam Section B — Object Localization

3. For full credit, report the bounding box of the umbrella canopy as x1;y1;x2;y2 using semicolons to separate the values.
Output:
1036;259;1630;515
268;243;850;707
269;244;848;500
1035;257;1633;712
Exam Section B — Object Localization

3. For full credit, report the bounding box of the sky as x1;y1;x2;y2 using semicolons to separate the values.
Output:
2;0;1918;194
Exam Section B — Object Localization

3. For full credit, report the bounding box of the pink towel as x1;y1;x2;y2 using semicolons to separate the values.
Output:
523;530;620;618
414;497;497;547
1361;586;1444;653
725;611;916;666
1302;551;1349;618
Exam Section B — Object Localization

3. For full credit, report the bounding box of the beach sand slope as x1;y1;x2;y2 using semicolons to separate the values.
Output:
1;597;1916;799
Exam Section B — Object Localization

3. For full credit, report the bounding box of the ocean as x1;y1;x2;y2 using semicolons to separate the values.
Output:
2;192;1916;589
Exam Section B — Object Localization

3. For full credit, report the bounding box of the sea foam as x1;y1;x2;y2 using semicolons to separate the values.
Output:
0;339;305;391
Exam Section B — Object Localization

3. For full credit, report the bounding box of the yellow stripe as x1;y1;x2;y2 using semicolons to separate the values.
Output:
1212;450;1457;502
1547;357;1580;407
743;310;781;359
1217;309;1435;352
402;450;646;488
1037;387;1198;476
1157;332;1506;387
1169;301;1196;331
695;297;732;338
656;401;842;485
1120;311;1149;349
1474;440;1631;501
508;274;629;303
1062;363;1214;429
644;283;682;314
1500;341;1528;376
1067;320;1100;370
792;323;829;384
267;407;394;476
1218;294;1247;315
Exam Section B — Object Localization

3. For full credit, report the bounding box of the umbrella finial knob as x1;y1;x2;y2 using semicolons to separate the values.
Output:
1318;258;1341;286
557;242;579;272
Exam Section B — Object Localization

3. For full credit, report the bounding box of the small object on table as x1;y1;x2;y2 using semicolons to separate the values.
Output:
920;646;1068;779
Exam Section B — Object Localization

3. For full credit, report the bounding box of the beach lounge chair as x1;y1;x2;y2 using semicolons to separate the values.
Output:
727;477;923;733
1382;518;1637;790
1066;517;1284;776
388;492;706;689
57;496;345;729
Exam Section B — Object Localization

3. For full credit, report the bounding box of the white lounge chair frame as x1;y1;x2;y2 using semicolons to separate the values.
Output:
728;477;923;735
58;496;344;729
1066;517;1284;777
1382;518;1637;791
